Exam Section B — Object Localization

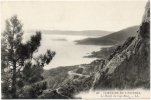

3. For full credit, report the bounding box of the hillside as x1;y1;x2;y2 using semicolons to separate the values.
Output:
85;45;118;59
93;1;150;89
42;65;78;90
76;26;139;45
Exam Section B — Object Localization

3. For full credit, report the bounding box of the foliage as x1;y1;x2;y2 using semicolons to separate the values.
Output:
1;15;55;98
18;81;47;99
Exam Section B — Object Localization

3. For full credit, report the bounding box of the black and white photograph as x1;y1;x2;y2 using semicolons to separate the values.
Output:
1;0;150;99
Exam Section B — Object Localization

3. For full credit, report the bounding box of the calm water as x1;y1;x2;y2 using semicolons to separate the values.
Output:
23;33;102;70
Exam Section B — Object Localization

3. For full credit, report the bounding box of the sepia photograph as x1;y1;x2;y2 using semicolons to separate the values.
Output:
1;0;150;99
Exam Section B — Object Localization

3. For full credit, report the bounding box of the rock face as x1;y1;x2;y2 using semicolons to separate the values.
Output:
93;1;150;89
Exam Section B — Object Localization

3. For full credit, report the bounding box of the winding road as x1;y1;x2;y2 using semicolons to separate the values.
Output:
68;70;89;77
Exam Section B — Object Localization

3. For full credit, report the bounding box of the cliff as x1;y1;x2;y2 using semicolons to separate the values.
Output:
93;1;150;89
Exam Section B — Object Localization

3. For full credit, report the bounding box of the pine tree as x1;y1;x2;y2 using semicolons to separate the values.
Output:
1;15;55;98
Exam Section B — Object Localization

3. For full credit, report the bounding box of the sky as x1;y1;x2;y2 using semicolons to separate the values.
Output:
1;0;148;32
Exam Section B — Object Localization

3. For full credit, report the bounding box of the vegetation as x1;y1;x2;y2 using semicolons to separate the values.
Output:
42;65;78;89
1;15;55;99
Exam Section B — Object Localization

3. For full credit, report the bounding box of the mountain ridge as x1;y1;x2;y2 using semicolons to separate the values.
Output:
76;25;139;45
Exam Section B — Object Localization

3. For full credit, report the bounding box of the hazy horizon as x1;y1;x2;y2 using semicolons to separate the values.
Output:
1;0;147;32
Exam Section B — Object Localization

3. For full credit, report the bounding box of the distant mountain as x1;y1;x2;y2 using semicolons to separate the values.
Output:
76;26;139;45
27;30;112;37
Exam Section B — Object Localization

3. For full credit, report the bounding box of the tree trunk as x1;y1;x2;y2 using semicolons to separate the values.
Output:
12;60;17;98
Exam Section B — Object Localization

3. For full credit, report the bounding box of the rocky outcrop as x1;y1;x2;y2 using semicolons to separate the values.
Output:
93;1;150;89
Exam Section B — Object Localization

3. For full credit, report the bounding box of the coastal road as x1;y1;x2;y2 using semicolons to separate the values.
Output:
68;70;89;78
